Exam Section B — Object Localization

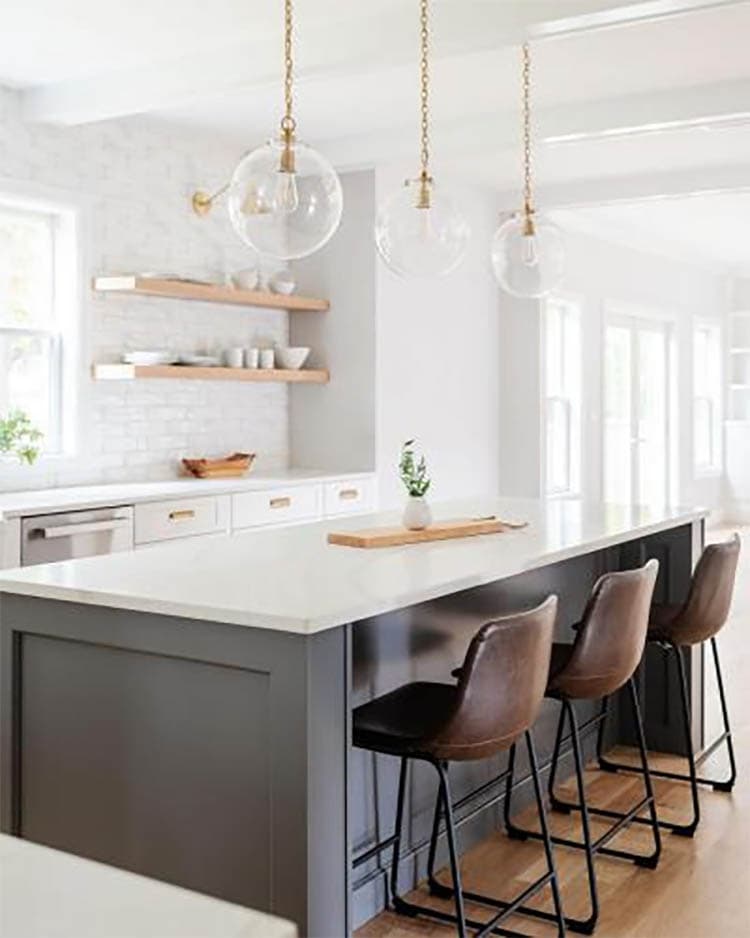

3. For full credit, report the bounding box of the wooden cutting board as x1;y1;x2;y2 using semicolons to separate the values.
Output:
327;516;527;549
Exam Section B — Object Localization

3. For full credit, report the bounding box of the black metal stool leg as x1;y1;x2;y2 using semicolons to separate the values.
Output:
672;642;700;837
709;637;737;792
565;700;599;935
627;676;661;866
435;761;469;938
526;731;567;938
598;638;735;828
548;703;573;815
503;743;528;841
388;757;414;917
595;696;610;770
426;765;446;896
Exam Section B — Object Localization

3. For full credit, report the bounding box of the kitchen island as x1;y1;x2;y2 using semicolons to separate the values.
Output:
0;497;706;937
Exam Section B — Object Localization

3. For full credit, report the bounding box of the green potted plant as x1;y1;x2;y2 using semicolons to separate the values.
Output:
0;410;43;465
399;439;432;530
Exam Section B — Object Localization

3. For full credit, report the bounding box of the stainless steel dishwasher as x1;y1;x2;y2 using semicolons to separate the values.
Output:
21;506;134;566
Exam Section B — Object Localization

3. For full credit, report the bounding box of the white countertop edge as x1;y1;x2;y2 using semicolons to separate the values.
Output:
0;505;708;635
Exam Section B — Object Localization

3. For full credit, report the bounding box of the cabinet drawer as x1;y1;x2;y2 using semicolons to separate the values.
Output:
323;478;376;516
135;496;230;544
232;485;321;529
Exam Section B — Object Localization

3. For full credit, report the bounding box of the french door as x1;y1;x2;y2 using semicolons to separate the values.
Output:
603;314;672;508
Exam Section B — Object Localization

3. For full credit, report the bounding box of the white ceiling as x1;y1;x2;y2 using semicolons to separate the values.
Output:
3;0;750;206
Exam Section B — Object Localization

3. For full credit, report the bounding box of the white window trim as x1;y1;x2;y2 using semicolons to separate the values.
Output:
693;315;724;479
0;177;90;474
541;291;583;499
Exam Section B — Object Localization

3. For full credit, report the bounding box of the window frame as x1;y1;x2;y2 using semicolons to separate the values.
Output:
692;316;723;477
0;178;86;469
541;292;583;498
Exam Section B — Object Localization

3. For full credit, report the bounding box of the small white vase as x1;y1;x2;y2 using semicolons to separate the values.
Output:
403;496;432;531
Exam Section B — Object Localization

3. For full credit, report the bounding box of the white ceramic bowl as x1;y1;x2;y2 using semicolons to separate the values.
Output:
269;272;296;295
231;268;259;291
276;347;310;370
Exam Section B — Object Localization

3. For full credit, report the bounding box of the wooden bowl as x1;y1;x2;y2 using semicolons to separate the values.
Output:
182;452;255;479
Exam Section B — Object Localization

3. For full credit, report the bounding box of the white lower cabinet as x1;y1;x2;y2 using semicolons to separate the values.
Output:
232;484;321;530
135;496;231;545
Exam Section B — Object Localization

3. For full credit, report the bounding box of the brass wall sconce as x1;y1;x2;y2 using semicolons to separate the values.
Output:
191;182;230;217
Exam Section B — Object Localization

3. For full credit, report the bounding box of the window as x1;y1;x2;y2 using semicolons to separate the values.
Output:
0;202;68;454
693;320;722;474
543;296;581;495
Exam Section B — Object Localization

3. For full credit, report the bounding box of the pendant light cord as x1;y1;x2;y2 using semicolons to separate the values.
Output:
419;0;430;182
281;0;296;138
521;41;535;234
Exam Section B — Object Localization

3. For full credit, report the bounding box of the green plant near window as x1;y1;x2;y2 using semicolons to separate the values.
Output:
0;410;43;465
399;439;431;497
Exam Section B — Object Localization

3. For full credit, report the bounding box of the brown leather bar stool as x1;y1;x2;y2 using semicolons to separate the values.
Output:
353;596;565;938
598;534;741;837
503;560;661;935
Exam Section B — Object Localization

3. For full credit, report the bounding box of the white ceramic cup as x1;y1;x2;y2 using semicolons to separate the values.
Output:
245;347;260;369
225;348;244;368
260;348;275;370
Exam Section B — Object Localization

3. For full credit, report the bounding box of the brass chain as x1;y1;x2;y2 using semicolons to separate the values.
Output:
281;0;296;136
521;41;534;223
419;0;430;180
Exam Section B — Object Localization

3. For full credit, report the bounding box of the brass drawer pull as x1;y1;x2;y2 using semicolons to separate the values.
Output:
339;488;359;501
169;509;196;521
269;496;291;510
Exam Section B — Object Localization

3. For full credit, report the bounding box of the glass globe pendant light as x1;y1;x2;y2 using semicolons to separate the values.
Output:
227;0;343;261
491;42;564;298
375;0;470;278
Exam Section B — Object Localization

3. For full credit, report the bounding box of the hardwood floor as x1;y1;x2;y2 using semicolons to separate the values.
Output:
357;526;749;938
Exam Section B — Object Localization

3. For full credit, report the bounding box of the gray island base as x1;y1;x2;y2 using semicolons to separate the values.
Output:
0;498;705;937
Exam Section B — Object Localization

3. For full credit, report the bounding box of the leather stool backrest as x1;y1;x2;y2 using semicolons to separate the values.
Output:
430;595;557;762
670;535;740;645
552;559;658;700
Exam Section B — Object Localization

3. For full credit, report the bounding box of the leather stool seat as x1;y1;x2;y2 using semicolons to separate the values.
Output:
353;682;457;757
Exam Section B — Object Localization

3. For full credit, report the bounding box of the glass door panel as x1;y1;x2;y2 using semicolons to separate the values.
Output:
603;324;633;503
636;327;669;507
603;316;671;508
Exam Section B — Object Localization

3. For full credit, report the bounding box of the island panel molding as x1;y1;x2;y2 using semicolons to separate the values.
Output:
93;276;330;312
92;364;329;384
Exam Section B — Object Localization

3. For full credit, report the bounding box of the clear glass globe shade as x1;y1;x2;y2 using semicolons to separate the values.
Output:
227;138;343;261
490;215;565;298
375;179;471;278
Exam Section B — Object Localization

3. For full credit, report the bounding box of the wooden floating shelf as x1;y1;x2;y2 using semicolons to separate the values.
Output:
92;276;329;312
93;364;329;384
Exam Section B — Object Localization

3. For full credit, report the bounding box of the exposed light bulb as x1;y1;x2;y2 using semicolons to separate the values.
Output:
274;170;299;213
521;233;539;267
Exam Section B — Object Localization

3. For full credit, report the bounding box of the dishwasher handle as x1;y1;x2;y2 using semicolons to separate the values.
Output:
38;518;132;539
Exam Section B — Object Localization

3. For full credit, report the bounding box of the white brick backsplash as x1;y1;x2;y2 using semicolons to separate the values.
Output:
0;87;294;493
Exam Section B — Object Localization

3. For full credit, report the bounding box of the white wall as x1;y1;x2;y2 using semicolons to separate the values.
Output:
0;86;290;492
374;165;502;507
290;171;377;472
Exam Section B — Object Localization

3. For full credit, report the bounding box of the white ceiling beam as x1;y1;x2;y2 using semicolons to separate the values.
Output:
325;77;750;169
496;162;750;212
21;0;737;125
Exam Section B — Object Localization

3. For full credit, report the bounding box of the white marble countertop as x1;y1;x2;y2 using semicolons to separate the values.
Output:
0;834;296;938
0;497;707;635
0;468;372;520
